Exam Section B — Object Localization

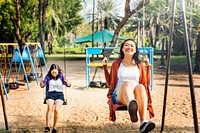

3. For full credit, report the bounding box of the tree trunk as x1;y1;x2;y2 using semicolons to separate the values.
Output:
47;32;53;55
149;30;154;47
165;37;168;60
158;38;166;69
111;0;147;47
164;0;169;60
103;0;148;58
194;34;200;72
11;0;25;52
154;24;161;48
38;0;48;53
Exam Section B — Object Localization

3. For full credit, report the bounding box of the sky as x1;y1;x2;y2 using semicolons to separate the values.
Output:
80;0;126;20
80;0;140;21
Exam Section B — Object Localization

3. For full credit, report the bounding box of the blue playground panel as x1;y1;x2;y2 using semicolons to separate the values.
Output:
85;47;154;89
22;49;32;61
11;50;23;63
8;48;31;91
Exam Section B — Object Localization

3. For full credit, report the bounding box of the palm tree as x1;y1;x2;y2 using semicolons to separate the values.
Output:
44;0;83;52
84;0;122;32
96;0;122;30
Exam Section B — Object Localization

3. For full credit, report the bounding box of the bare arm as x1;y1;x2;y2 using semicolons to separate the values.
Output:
64;77;71;87
102;57;110;87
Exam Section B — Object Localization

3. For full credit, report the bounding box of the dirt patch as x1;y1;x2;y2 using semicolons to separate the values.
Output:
0;59;200;133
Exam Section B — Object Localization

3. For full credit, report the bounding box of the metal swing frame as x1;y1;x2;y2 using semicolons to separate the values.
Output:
161;0;199;132
22;42;48;85
0;43;30;100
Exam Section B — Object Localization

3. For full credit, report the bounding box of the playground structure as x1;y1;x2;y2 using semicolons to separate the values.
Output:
161;0;199;133
85;47;154;89
0;43;30;99
0;42;48;100
22;42;48;85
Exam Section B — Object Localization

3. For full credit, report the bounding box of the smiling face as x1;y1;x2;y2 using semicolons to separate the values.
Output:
122;40;136;56
51;69;59;77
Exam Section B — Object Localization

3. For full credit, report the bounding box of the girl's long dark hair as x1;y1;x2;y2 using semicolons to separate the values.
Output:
47;64;62;80
119;39;141;64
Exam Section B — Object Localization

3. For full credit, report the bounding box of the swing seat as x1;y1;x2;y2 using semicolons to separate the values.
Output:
5;82;19;90
88;66;106;88
89;81;105;88
43;86;68;105
116;105;127;110
9;82;19;89
43;98;67;105
25;73;42;81
36;73;43;78
25;73;36;81
63;100;67;105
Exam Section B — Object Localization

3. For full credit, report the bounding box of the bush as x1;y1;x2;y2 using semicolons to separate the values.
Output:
65;48;85;54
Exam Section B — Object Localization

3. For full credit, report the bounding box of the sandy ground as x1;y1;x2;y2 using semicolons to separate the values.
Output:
0;59;200;133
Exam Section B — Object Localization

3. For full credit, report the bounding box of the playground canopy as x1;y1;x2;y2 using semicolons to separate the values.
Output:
74;29;126;44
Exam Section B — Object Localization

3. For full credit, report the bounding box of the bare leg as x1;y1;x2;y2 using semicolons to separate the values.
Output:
117;81;135;105
117;81;138;122
117;82;155;132
52;99;63;129
117;81;148;122
46;99;55;127
134;84;147;122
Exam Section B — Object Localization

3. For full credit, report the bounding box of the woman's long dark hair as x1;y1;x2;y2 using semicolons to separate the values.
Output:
47;64;62;80
119;39;141;64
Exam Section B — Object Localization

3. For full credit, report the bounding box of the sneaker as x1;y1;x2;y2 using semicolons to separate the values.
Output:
140;121;155;133
52;128;57;133
128;100;138;122
44;127;50;132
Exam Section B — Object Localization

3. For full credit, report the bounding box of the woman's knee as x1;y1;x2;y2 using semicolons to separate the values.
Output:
134;84;146;95
47;104;54;112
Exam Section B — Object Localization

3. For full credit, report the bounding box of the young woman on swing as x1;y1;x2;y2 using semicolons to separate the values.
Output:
102;39;155;133
40;64;71;133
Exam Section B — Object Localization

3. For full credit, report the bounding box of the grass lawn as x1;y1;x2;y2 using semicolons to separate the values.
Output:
0;129;10;133
154;54;196;68
45;53;118;61
45;53;195;67
45;53;86;60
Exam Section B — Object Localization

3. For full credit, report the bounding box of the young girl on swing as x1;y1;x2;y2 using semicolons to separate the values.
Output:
102;39;155;133
40;64;71;133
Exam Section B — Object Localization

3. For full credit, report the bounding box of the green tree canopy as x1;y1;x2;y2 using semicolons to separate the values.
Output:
0;0;83;50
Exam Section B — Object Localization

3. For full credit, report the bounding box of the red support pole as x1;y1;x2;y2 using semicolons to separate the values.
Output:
0;80;9;130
